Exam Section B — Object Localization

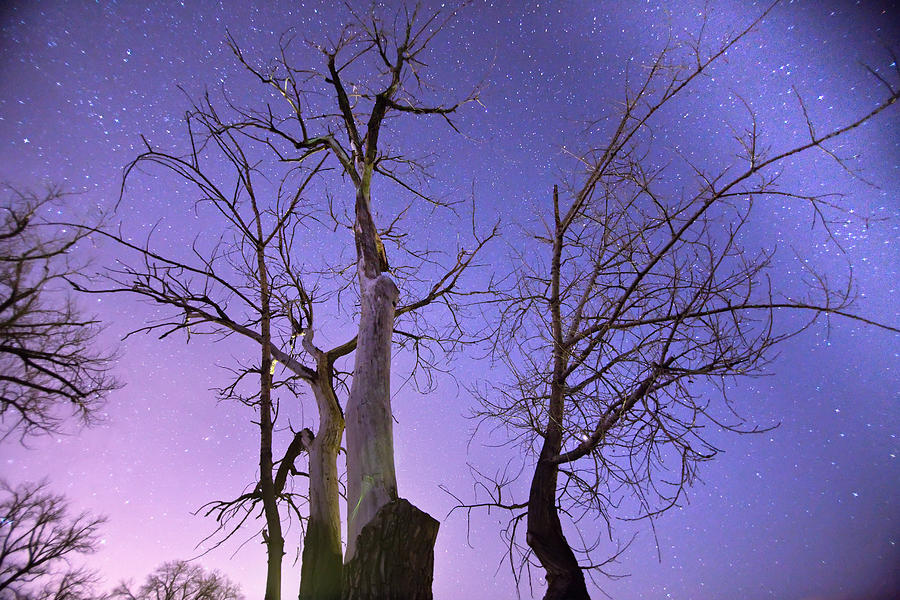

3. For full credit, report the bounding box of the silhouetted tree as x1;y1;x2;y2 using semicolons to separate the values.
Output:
0;187;118;440
110;560;243;600
78;115;343;600
455;4;900;599
24;568;104;600
0;480;106;600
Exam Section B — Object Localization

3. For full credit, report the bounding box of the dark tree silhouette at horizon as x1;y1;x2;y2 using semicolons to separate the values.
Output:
110;559;244;600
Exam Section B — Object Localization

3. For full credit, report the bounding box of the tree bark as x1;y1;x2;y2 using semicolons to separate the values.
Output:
340;89;441;589
299;382;344;600
527;386;589;600
342;498;439;600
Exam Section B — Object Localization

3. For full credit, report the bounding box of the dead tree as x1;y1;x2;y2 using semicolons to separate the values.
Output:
74;103;346;600
74;5;492;599
0;186;118;440
220;3;488;598
0;480;106;600
460;4;900;599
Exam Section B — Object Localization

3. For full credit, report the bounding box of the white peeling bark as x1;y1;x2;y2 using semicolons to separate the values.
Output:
344;269;400;560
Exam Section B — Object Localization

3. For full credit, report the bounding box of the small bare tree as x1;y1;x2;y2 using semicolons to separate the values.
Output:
77;105;345;600
0;480;106;600
459;4;900;599
110;560;244;600
0;187;118;440
25;568;104;600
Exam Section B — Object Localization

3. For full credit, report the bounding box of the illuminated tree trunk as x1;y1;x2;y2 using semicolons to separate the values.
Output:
342;182;439;598
344;178;400;557
299;381;344;600
345;268;399;557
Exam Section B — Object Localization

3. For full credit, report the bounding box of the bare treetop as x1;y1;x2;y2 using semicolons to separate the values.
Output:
111;559;245;600
456;3;899;598
0;480;106;600
0;186;119;440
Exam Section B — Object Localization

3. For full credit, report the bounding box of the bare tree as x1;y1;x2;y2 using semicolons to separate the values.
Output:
110;560;243;600
24;568;105;600
0;186;118;440
221;6;486;597
75;5;493;599
459;4;900;599
77;106;344;600
0;480;106;600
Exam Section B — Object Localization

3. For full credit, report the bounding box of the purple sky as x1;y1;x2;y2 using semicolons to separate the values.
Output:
1;1;898;599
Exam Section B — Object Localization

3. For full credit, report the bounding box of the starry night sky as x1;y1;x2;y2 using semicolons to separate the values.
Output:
1;1;898;599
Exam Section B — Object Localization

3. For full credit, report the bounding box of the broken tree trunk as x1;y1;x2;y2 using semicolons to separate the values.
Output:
344;174;402;561
342;498;440;600
342;179;440;598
